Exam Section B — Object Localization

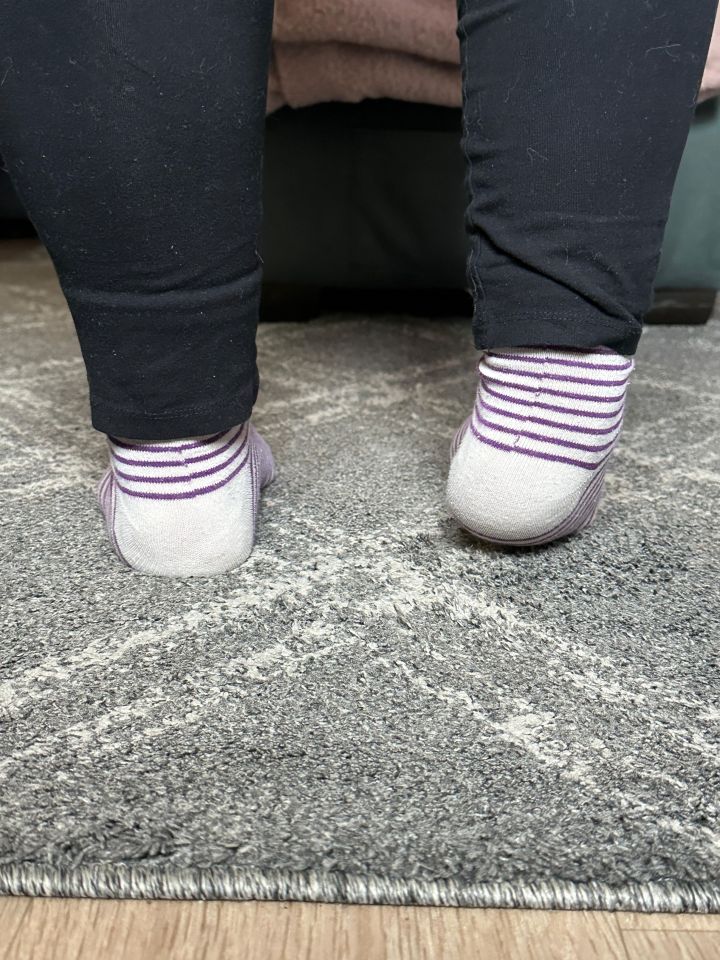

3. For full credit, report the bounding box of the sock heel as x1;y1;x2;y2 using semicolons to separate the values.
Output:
446;347;632;546
98;422;274;576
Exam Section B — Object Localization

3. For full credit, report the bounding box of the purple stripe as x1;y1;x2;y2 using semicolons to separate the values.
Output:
483;359;630;388
114;432;247;485
114;445;251;500
480;373;624;404
459;478;596;547
479;398;624;436
108;474;129;564
491;470;606;546
499;465;607;545
486;351;631;372
523;464;607;537
100;481;113;516
111;425;245;468
554;482;604;537
99;471;115;520
473;492;597;548
109;430;226;453
473;410;619;454
460;464;607;546
250;437;259;540
109;478;119;557
469;420;604;470
448;410;610;543
97;471;110;505
481;381;625;419
450;416;471;458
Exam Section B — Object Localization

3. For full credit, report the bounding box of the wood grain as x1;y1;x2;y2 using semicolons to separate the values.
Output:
2;897;720;960
0;898;636;960
616;912;720;932
621;930;720;960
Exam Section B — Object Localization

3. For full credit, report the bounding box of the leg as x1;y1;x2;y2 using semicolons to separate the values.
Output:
0;0;276;575
448;0;718;545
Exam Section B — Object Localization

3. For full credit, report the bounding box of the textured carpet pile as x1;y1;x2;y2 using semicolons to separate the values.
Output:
1;243;719;911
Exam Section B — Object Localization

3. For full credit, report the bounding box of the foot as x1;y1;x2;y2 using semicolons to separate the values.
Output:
97;421;276;576
446;347;633;546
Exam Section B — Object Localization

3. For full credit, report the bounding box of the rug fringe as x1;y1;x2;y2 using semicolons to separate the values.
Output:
1;863;719;913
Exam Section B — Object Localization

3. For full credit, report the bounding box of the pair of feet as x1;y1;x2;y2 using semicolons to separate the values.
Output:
98;345;633;576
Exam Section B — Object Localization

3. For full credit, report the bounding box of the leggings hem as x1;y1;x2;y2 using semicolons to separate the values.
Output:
90;387;257;441
473;312;642;356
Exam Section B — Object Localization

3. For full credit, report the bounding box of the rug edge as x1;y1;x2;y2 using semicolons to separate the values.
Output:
1;863;719;913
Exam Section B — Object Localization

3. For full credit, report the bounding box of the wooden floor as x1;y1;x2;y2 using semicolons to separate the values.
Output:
2;899;720;960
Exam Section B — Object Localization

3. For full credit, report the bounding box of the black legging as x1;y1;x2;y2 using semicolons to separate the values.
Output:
1;1;717;440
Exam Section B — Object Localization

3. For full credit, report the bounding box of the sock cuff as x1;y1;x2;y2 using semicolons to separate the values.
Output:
106;422;251;501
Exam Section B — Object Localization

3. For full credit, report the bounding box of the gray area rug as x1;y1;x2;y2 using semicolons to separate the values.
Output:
1;242;719;912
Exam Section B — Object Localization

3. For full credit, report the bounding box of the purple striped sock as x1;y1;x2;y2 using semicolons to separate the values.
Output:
446;346;633;546
97;421;276;576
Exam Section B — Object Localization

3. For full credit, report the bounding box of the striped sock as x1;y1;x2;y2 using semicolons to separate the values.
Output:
97;421;276;576
446;347;634;546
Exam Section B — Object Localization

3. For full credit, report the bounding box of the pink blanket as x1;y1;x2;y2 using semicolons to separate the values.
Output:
267;0;720;112
702;5;720;103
